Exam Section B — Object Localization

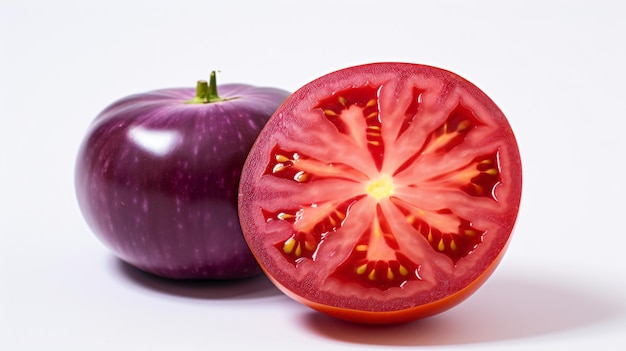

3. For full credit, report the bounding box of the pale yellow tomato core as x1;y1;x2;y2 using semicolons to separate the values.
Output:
365;175;395;201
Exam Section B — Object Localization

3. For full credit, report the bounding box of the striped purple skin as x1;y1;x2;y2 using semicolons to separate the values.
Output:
75;84;290;279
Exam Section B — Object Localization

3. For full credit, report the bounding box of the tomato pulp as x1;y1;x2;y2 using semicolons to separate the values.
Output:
238;63;522;324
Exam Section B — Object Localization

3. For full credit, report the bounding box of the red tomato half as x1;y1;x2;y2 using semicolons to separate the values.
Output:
238;62;522;324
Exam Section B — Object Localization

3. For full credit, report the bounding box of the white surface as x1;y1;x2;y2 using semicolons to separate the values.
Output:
2;1;625;350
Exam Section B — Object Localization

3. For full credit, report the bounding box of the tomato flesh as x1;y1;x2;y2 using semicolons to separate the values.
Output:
238;63;522;324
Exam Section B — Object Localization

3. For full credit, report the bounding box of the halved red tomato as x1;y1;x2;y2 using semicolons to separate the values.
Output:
238;62;522;324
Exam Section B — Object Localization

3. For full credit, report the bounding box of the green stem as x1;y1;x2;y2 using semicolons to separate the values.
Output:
186;71;234;104
187;80;209;104
206;71;223;103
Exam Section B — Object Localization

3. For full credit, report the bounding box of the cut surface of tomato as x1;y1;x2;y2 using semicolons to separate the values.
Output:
238;62;522;324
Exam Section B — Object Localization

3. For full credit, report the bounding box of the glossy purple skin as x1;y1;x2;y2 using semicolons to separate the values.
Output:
75;84;290;279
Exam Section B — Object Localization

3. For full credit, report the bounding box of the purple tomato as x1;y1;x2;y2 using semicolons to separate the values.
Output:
75;72;290;279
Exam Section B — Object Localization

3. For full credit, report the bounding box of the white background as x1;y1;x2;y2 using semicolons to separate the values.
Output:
2;0;625;350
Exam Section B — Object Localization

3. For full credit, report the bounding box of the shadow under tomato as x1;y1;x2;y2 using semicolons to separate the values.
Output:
111;256;283;300
299;273;620;346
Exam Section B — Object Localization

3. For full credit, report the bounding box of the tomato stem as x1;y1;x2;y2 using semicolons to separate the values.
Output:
206;71;223;103
186;71;236;104
187;80;210;104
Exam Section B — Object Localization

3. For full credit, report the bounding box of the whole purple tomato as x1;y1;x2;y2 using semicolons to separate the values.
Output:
75;72;290;279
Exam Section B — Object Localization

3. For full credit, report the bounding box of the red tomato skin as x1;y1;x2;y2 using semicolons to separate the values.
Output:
272;244;507;324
